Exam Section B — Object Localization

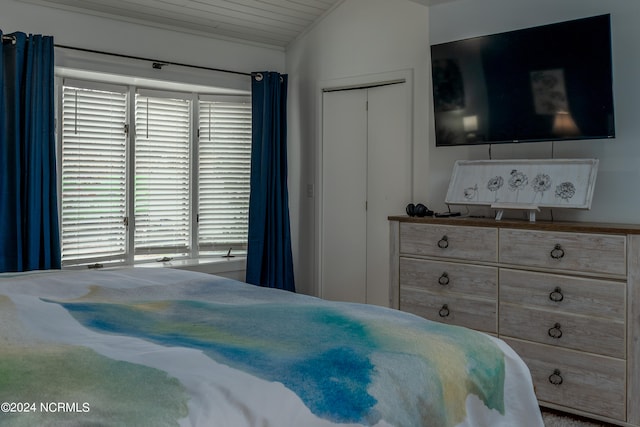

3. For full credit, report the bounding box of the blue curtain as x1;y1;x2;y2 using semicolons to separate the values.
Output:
0;31;60;273
246;72;295;292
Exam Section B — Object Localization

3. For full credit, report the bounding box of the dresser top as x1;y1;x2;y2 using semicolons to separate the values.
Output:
388;215;640;235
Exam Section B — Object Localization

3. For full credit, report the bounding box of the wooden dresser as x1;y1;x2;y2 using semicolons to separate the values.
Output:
388;216;640;427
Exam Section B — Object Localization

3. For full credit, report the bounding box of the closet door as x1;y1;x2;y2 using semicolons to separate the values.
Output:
321;82;411;306
321;89;368;303
366;84;411;306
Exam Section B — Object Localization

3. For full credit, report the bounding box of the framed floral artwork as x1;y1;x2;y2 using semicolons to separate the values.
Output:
445;159;599;213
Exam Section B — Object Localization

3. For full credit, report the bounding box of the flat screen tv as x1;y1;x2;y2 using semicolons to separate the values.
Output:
431;14;615;146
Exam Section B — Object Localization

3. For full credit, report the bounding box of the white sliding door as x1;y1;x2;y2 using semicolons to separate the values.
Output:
321;82;411;306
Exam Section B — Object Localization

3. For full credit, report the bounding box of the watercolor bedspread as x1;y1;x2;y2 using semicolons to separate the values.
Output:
0;267;543;427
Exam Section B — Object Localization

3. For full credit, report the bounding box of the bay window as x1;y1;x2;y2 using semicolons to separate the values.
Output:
58;79;251;267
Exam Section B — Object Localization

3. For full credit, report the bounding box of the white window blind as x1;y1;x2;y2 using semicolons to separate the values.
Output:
58;79;251;267
134;92;191;258
198;97;252;253
60;84;127;266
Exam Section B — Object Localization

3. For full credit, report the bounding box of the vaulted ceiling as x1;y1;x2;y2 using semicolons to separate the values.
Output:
20;0;345;49
20;0;451;49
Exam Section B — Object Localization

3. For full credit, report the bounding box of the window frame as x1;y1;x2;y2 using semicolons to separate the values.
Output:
133;88;194;261
197;94;252;255
56;76;251;268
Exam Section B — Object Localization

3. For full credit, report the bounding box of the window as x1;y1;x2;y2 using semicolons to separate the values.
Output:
134;91;191;259
198;97;252;254
59;79;251;267
60;83;128;265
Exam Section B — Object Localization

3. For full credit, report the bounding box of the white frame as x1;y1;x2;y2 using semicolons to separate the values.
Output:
445;159;598;220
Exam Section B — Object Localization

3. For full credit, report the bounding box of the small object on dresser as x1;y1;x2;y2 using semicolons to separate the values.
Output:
406;203;416;216
406;203;433;217
434;211;460;218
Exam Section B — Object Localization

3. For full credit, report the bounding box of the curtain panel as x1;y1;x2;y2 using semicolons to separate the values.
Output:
246;72;295;292
0;31;60;272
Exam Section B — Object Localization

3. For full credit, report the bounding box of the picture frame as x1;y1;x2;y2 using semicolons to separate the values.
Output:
445;159;599;221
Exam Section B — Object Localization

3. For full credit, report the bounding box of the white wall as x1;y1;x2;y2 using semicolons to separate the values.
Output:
1;0;285;90
8;0;639;295
427;0;640;223
287;0;640;296
2;0;285;281
285;0;431;296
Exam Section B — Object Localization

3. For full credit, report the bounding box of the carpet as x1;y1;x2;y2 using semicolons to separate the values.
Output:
542;409;615;427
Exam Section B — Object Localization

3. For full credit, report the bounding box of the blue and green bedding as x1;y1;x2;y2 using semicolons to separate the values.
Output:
0;268;543;427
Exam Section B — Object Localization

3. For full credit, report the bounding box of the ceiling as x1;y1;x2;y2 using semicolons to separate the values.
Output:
21;0;450;49
20;0;346;49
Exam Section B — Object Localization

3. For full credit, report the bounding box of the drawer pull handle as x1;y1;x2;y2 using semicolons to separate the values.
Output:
438;272;450;286
550;244;565;260
548;323;563;339
437;236;449;249
548;369;564;386
438;304;450;318
549;287;564;302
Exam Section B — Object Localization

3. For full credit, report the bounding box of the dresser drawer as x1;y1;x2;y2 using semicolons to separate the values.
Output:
400;223;497;262
504;338;626;421
499;303;625;358
500;269;625;320
400;257;497;299
499;229;626;276
400;287;497;333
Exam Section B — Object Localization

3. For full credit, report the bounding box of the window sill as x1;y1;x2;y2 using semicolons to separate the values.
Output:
136;256;247;279
64;256;247;281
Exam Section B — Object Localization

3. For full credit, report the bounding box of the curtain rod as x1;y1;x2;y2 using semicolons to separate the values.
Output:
2;35;16;44
54;44;252;77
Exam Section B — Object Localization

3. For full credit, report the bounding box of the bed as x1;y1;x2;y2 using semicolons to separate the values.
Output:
0;267;543;427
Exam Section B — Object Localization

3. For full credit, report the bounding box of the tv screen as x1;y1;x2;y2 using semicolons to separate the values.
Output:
431;14;615;146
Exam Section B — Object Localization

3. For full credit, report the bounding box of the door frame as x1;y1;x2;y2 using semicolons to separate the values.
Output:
315;69;415;300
